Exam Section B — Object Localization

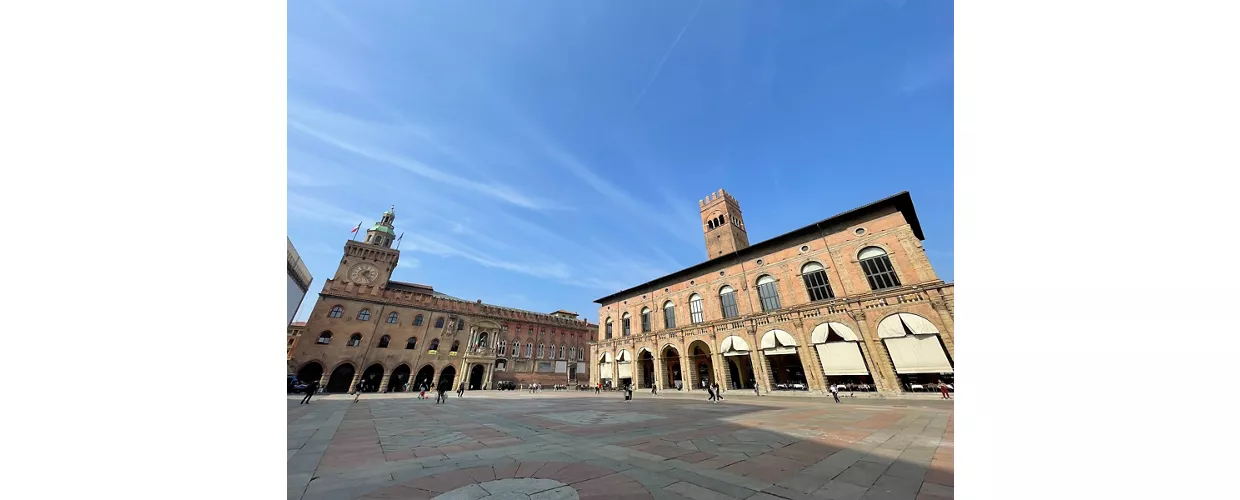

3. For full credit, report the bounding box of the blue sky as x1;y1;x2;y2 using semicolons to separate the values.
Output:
288;0;954;323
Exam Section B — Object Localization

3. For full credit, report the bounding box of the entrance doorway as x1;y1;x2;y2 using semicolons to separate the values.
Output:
325;363;355;393
637;350;655;388
413;365;435;391
766;353;808;390
661;345;682;389
296;362;323;386
390;364;411;392
360;364;384;392
688;341;715;390
725;356;756;389
439;365;457;390
469;364;485;390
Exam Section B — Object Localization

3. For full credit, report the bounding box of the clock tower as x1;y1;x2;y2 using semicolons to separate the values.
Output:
333;205;401;288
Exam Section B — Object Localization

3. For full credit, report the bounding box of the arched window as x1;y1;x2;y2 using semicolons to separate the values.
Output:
719;286;739;319
550;344;557;359
621;313;631;336
538;344;545;358
435;317;445;328
405;337;417;349
347;333;363;347
498;340;507;356
605;318;613;340
663;301;676;329
357;309;371;321
640;307;652;333
569;346;575;360
859;246;901;290
559;345;566;359
689;294;704;324
378;335;390;348
316;331;332;344
457;320;465;331
328;305;343;318
801;262;835;301
578;347;584;361
525;342;533;357
756;275;781;311
387;312;399;324
428;338;440;351
450;341;460;353
413;314;424;326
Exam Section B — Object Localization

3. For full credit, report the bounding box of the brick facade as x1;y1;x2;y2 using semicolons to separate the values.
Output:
590;191;954;396
286;207;595;393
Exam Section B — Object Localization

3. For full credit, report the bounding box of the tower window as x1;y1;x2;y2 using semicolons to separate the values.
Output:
378;335;390;348
802;262;835;301
387;312;399;324
405;337;418;349
357;309;371;321
719;286;739;319
689;294;704;324
328;305;343;318
859;246;902;290
347;333;362;347
316;331;333;344
413;314;424;326
756;275;781;312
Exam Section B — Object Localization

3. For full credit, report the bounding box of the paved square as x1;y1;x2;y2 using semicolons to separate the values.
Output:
288;392;954;500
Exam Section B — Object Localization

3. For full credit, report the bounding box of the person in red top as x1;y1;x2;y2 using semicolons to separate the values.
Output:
938;380;952;400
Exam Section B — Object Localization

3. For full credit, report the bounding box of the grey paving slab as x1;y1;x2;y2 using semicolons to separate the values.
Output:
858;474;922;500
666;481;738;500
813;479;869;500
834;461;890;488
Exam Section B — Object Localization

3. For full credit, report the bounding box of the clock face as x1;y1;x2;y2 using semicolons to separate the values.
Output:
348;263;379;284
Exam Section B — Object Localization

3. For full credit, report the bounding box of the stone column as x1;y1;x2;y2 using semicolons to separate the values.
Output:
378;372;393;393
482;364;494;389
851;309;902;395
796;346;826;394
348;372;362;393
930;300;956;359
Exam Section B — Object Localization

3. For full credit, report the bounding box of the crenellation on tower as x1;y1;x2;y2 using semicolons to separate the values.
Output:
699;188;750;259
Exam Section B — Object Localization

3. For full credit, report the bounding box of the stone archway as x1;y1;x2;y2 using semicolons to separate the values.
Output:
687;340;715;390
439;365;457;390
325;363;355;393
636;350;655;388
296;362;323;386
390;364;411;392
660;345;682;390
360;363;385;393
413;365;435;392
469;364;486;390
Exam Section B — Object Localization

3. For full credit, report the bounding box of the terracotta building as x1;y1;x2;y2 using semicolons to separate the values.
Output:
287;206;595;393
589;190;954;396
287;321;306;364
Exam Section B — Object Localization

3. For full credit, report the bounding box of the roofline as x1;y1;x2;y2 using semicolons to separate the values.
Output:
593;191;924;305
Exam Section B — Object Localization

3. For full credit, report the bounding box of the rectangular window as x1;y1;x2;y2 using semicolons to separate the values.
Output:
757;282;782;311
664;307;676;329
803;270;835;302
622;318;630;336
690;298;704;324
605;322;613;339
720;292;739;319
861;257;902;290
641;312;651;333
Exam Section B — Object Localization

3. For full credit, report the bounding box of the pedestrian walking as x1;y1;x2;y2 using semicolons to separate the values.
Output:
707;384;717;402
457;382;466;398
436;380;450;404
300;381;319;405
652;384;658;396
353;382;364;403
829;384;841;403
939;380;952;400
713;382;725;401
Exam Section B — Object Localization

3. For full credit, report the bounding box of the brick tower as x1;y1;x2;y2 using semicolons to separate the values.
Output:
699;189;750;259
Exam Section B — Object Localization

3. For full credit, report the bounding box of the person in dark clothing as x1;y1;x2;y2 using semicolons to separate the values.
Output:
712;382;725;401
457;383;466;398
436;380;450;404
300;381;319;404
707;383;717;402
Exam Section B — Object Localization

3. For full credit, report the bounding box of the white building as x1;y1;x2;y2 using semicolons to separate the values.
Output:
287;238;313;326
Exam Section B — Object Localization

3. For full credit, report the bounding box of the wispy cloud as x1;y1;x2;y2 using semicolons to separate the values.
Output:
312;0;377;49
625;0;705;115
288;102;557;211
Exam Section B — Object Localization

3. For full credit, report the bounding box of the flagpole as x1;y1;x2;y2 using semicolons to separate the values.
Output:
396;232;404;250
352;221;362;241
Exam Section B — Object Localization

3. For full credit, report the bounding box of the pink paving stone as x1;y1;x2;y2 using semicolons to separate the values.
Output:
412;447;445;458
514;461;548;478
383;450;416;462
466;466;496;483
746;467;796;483
720;462;752;475
924;469;954;487
696;455;744;470
535;462;573;476
408;469;477;493
438;445;466;454
492;463;520;479
360;484;436;500
551;463;613;484
573;475;649;497
677;451;715;463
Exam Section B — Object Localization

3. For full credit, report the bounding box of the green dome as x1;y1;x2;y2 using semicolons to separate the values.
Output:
370;224;395;235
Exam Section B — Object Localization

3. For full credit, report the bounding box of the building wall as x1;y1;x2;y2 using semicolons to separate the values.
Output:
288;281;594;392
287;274;308;326
590;206;953;395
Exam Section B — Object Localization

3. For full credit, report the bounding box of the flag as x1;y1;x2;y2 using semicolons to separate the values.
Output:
350;221;362;233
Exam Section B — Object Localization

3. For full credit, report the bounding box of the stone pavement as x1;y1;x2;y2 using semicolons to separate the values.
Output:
288;391;953;500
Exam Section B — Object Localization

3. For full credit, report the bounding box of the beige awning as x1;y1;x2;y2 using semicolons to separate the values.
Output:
816;342;870;375
811;322;860;343
884;335;953;374
720;335;751;354
760;329;799;349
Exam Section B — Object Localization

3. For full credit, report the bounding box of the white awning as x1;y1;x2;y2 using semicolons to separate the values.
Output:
760;329;799;349
878;313;940;338
811;322;860;343
720;335;751;354
816;342;870;376
599;362;614;377
765;347;797;356
898;313;940;335
884;335;953;374
618;363;632;378
617;350;631;363
599;352;613;363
